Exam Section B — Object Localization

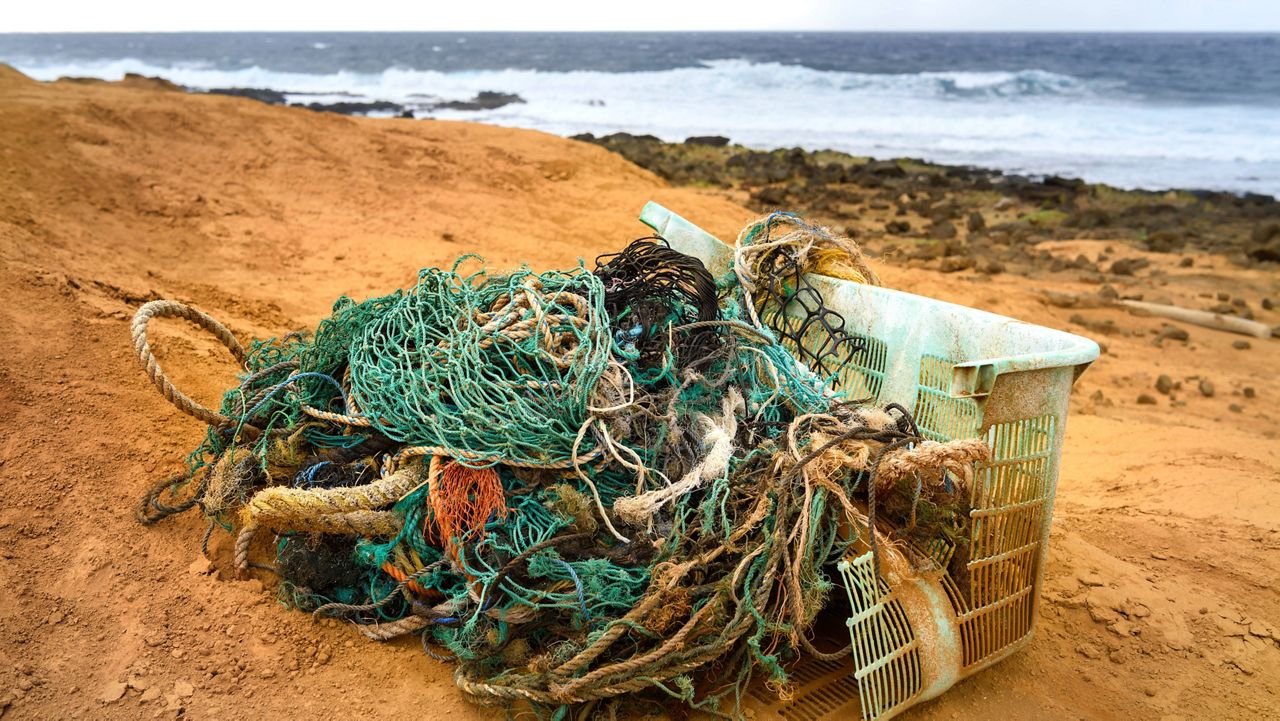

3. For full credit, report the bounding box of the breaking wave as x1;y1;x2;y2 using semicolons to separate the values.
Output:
10;57;1280;195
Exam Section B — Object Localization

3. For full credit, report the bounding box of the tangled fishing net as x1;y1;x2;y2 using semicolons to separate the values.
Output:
133;212;988;718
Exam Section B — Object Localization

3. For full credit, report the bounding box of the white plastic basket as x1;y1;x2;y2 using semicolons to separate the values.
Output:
640;202;1099;721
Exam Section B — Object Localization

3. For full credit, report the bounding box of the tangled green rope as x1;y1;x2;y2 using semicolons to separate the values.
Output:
134;217;989;721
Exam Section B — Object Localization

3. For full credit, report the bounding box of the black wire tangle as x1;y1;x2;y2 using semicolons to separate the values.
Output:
751;240;867;383
593;237;720;367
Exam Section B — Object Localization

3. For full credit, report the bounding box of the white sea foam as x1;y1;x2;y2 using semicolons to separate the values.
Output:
12;57;1280;196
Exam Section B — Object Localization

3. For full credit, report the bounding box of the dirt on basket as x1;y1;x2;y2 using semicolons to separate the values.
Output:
0;66;1278;720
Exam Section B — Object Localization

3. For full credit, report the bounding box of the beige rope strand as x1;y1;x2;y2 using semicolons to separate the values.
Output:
131;299;249;427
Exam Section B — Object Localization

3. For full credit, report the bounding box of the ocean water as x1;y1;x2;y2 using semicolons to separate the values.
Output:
3;32;1279;197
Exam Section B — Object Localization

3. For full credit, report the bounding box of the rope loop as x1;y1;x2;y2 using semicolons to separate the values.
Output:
131;299;251;427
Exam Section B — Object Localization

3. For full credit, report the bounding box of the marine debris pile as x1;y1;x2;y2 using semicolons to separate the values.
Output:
133;213;989;717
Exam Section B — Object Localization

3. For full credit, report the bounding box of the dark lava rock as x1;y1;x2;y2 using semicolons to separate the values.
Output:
434;91;526;111
1198;379;1215;397
1155;374;1174;395
1044;175;1086;190
302;100;404;115
929;200;960;222
1178;256;1195;267
1232;339;1252;350
978;259;1005;274
1069;314;1119;336
1263;298;1274;310
207;87;288;104
1145;229;1183;253
967;211;986;233
885;220;912;235
1252;221;1280;245
1075;254;1099;272
939;256;974;273
752;185;788;207
1137;394;1158;405
1063;208;1111;229
1244;387;1257;399
928;221;958;240
685;135;730;147
910;242;946;261
1157;324;1190;343
601;131;662;144
1248;240;1280;263
1109;257;1150;276
1245;222;1280;262
862;160;907;178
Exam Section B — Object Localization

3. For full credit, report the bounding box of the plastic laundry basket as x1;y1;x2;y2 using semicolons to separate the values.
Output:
639;202;1099;721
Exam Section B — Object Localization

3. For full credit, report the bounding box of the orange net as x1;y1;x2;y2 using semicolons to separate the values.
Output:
427;456;508;544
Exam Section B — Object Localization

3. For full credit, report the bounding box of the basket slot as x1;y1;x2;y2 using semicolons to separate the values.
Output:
970;504;1047;562
840;553;923;721
954;414;1057;668
959;585;1036;668
914;355;981;441
779;673;862;721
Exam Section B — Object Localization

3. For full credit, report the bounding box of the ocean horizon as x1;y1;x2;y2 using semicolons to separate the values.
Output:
4;31;1279;197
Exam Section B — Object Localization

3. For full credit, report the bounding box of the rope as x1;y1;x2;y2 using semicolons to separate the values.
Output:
876;439;992;487
130;224;995;717
131;300;251;427
235;462;424;571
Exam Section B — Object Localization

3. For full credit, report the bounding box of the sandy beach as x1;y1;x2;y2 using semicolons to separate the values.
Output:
0;66;1277;720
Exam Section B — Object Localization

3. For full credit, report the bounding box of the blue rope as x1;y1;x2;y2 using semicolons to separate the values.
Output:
244;372;353;421
294;461;331;488
557;559;591;622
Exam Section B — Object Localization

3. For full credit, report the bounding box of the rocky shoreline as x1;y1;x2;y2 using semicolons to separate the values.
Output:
573;132;1280;283
205;86;526;118
70;72;530;118
51;73;1280;306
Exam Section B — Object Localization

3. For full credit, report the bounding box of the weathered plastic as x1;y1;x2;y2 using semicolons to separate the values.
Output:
639;202;1099;721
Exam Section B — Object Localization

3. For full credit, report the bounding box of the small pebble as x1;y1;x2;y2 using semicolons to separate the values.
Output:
1137;394;1158;405
1262;298;1274;310
1232;340;1251;350
1229;404;1243;413
1199;379;1215;398
1155;374;1173;395
1243;387;1256;399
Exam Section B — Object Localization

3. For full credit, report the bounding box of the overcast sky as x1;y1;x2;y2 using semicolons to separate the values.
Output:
6;0;1280;33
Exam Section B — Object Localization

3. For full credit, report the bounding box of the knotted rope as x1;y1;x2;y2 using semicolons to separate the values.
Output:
131;227;994;718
